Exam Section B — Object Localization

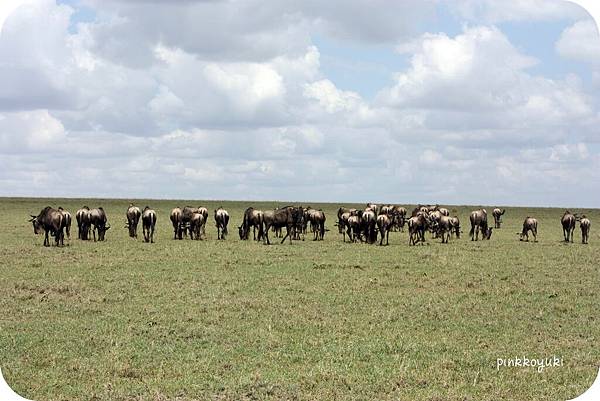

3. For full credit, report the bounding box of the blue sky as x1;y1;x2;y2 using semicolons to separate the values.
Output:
1;0;600;206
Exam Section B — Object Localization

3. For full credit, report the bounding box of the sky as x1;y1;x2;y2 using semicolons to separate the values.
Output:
0;0;599;207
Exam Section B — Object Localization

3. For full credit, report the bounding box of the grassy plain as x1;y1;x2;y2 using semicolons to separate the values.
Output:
0;197;599;400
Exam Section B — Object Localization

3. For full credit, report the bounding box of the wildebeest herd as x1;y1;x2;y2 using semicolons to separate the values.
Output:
28;203;592;247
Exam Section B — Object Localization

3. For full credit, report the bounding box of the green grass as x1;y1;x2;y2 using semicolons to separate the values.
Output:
0;197;598;400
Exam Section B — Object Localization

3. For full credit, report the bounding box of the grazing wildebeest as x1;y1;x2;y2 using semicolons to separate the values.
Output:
214;207;229;240
449;216;461;238
126;204;142;238
262;206;301;245
519;217;538;242
492;208;506;229
408;212;430;245
58;207;72;239
239;207;264;240
376;213;393;246
469;209;492;241
436;215;455;243
170;207;183;239
561;210;577;243
306;208;326;241
189;212;205;240
580;216;591;244
141;206;157;243
29;206;65;247
76;206;91;240
90;207;110;242
392;206;407;232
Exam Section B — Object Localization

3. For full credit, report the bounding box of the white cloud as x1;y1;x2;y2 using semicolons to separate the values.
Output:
453;0;587;23
556;19;600;65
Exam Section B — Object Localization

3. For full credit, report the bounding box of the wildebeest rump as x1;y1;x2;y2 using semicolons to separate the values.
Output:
142;206;157;243
561;210;576;243
492;208;506;229
520;217;538;242
214;207;229;240
58;207;72;239
239;207;263;241
580;216;591;244
29;206;65;247
126;204;142;238
76;206;91;240
469;209;492;241
170;207;183;239
90;207;110;241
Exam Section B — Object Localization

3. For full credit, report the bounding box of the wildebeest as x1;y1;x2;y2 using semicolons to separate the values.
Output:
362;208;377;244
492;208;506;229
58;207;72;239
469;209;492;241
170;207;183;239
90;207;110;241
214;207;229;240
436;215;455;243
239;207;264;241
519;217;538;242
142;206;157;243
561;210;576;243
337;207;357;234
76;206;91;240
262;206;301;245
392;206;407;232
197;207;209;237
428;210;443;238
580;216;591;244
126;204;142;238
367;203;380;216
29;206;65;247
189;212;205;240
408;212;430;245
438;207;450;216
180;206;199;239
306;208;326;241
449;216;461;238
376;213;393;246
347;213;362;243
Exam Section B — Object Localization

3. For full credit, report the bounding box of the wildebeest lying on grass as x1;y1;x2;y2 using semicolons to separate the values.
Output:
126;204;141;238
519;217;538;242
76;206;91;240
580;216;591;244
214;207;229;240
90;207;110;241
29;206;66;247
142;206;157;243
561;210;577;243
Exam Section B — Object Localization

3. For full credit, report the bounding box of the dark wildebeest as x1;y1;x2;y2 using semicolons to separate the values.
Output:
561;210;577;243
347;213;362;243
392;206;407;232
449;216;461;238
306;208;326;241
76;206;91;240
189;212;205;240
436;215;455;243
262;206;301;245
58;207;72;239
214;207;229;240
492;208;506;229
580;216;591;244
142;206;157;243
29;206;65;247
469;209;492;241
239;207;264;241
90;207;110;242
126;204;142;238
376;213;393;246
337;207;357;234
180;206;199;239
170;207;183;239
519;217;538;242
429;210;443;238
408;212;430;245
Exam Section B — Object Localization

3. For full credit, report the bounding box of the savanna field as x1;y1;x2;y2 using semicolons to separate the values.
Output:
0;197;598;401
